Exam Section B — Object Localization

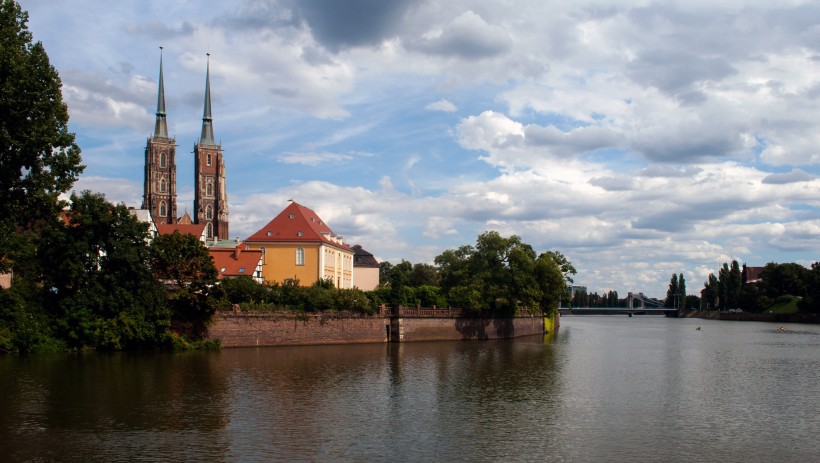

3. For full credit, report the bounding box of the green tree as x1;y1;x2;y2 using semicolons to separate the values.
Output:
664;273;679;308
409;263;439;287
149;231;219;328
533;251;568;312
678;273;686;308
702;273;718;309
387;259;413;288
798;262;820;313
759;262;808;299
433;232;573;314
37;191;170;349
728;261;742;310
0;0;84;271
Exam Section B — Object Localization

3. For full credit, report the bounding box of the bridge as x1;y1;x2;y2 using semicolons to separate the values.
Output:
559;292;680;316
558;307;679;316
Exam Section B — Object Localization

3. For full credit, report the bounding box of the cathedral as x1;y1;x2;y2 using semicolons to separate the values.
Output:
142;50;228;241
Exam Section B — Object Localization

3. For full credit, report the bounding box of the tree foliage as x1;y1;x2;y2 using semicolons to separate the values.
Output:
0;0;84;270
434;231;574;315
37;191;170;349
149;231;219;326
664;273;679;308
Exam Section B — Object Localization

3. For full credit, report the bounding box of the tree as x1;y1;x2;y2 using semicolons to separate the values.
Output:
798;262;820;313
37;191;170;349
702;273;718;309
533;251;567;312
433;232;572;314
759;262;808;299
664;273;678;308
409;263;439;287
149;231;219;327
678;273;686;309
0;0;84;271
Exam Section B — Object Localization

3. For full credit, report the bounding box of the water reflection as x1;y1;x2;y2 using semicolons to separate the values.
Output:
1;318;818;462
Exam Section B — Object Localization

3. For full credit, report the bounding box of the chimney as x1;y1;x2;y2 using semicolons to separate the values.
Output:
234;245;241;259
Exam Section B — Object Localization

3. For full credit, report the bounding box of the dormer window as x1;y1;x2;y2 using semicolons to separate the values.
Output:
289;213;295;219
239;268;245;273
266;231;272;236
297;231;304;236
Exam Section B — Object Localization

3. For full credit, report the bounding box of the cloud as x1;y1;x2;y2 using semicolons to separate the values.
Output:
762;169;817;184
410;11;512;59
289;0;415;52
425;99;457;112
277;151;355;166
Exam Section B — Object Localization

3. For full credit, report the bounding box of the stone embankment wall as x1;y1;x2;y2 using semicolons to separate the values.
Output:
208;312;388;347
208;310;557;347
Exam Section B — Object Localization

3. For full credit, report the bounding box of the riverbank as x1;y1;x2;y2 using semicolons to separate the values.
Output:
682;310;819;324
207;310;557;347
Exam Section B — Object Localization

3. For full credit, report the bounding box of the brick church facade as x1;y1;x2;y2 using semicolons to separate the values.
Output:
142;50;228;240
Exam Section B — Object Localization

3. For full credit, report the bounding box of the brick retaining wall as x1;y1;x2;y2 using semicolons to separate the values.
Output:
208;312;552;347
208;312;388;347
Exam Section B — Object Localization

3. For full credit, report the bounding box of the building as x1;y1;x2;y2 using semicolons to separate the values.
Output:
351;244;380;291
142;51;228;240
128;208;158;240
245;201;354;288
742;264;764;285
209;243;264;283
193;54;229;241
142;49;177;225
156;223;208;243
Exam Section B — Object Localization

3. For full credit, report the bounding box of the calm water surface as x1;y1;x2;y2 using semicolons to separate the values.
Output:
1;316;818;462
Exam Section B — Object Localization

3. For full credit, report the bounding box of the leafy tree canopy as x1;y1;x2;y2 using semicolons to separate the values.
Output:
0;0;84;271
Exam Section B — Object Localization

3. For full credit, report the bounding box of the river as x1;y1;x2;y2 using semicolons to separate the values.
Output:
1;316;817;462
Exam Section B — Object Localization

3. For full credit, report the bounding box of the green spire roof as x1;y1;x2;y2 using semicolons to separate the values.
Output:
199;53;215;145
153;46;168;139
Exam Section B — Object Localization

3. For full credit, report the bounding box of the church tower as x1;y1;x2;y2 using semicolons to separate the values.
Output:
193;54;228;241
142;48;177;224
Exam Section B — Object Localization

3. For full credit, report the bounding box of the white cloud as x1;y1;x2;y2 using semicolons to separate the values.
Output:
425;99;458;112
20;0;820;298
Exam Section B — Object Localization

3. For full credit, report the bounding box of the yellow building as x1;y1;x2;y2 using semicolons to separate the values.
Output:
245;201;354;288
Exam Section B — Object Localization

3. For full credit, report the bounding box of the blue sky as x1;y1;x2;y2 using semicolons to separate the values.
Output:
18;0;820;298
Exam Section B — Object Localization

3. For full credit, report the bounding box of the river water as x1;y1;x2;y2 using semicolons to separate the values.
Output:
1;316;817;462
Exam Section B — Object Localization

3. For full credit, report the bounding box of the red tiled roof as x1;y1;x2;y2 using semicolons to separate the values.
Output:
245;201;352;251
209;243;263;279
156;223;207;238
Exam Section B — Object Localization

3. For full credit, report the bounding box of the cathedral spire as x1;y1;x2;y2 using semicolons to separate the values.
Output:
199;53;215;145
153;46;169;139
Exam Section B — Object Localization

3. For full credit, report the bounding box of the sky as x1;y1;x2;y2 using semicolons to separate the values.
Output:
17;0;820;298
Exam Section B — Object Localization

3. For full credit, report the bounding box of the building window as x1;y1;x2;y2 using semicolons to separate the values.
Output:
239;268;245;273
297;231;304;237
207;223;213;239
160;152;166;168
296;247;305;266
159;201;167;217
289;213;295;219
159;178;166;193
206;205;213;220
207;153;212;166
206;182;213;196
